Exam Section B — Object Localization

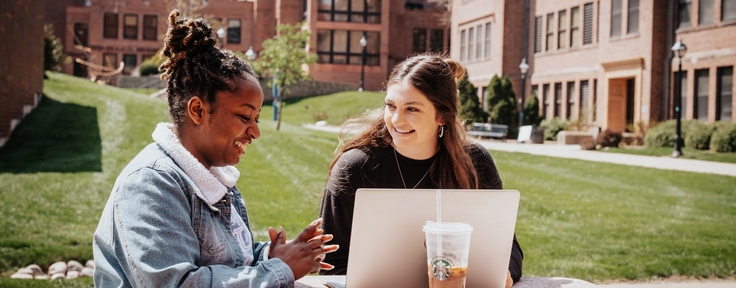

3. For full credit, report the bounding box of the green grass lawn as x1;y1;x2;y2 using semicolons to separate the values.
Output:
124;87;162;96
0;72;735;286
601;146;736;164
268;90;386;126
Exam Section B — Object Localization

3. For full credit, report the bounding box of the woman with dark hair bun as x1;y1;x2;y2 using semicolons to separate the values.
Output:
93;10;336;287
319;54;523;287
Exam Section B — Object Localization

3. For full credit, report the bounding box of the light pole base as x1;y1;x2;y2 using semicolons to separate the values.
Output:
671;150;683;158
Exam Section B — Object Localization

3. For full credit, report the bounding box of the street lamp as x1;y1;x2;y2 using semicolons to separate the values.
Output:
671;39;687;158
359;33;367;92
273;68;280;121
245;46;256;61
518;57;529;127
216;28;225;48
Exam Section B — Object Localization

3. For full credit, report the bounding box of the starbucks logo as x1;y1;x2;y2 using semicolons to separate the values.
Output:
431;259;452;281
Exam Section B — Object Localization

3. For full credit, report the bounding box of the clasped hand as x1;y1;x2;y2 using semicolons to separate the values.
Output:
267;218;339;280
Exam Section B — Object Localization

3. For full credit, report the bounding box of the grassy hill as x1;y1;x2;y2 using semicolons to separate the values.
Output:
0;72;735;286
262;90;385;126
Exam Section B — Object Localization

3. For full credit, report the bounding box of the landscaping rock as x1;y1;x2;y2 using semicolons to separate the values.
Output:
67;260;84;272
66;270;79;279
48;261;67;275
16;267;35;275
11;259;94;281
81;267;94;277
10;272;33;279
26;264;45;276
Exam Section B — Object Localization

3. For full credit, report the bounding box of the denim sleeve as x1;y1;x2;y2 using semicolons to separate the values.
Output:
105;166;295;288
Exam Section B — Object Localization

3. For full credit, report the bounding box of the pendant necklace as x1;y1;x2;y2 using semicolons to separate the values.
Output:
393;148;431;189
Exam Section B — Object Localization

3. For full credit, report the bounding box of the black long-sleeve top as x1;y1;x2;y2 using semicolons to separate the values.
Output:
319;142;523;282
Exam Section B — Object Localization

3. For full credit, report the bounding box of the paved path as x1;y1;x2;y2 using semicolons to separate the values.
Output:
599;281;736;287
304;124;736;177
473;139;736;177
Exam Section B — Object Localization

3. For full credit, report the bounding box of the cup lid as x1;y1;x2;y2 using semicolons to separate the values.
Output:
422;221;473;234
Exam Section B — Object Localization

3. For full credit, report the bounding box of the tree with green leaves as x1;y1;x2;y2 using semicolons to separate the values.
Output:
457;70;486;123
253;22;317;131
523;91;542;126
44;24;64;76
485;75;503;111
485;74;517;128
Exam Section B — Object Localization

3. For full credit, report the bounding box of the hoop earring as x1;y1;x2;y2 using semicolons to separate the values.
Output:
439;125;444;138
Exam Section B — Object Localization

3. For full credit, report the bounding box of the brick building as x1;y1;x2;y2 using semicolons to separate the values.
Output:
47;0;450;92
452;0;735;131
0;0;45;148
674;0;736;123
306;0;451;91
450;0;525;113
58;0;293;79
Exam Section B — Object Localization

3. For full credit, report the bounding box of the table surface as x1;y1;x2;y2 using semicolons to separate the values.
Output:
296;275;600;288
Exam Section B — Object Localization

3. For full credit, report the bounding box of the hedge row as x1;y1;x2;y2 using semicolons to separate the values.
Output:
645;120;736;152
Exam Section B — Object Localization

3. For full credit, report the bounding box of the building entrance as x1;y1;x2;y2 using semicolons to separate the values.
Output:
607;77;635;132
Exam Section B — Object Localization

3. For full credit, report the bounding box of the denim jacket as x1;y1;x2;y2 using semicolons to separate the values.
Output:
93;143;295;287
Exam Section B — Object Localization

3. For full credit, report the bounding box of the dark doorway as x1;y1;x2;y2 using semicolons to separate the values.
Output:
626;78;635;131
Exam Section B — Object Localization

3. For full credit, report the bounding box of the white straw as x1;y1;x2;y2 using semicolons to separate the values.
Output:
436;189;442;223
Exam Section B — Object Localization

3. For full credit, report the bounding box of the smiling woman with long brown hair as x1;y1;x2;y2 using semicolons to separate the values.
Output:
319;54;523;288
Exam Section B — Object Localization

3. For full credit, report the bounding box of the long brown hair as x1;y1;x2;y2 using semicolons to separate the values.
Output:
329;54;479;189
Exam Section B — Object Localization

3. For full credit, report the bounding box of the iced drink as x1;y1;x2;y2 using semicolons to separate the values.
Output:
423;221;473;288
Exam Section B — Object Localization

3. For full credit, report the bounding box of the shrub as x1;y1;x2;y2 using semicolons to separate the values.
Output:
596;129;623;148
644;119;699;148
685;121;716;150
579;138;597;150
457;69;486;123
139;50;165;76
540;117;567;141
523;92;542;126
139;60;160;76
44;24;64;73
710;122;736;152
486;75;517;128
312;110;328;122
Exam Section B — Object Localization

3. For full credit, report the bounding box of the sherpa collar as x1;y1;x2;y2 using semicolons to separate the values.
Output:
152;122;240;205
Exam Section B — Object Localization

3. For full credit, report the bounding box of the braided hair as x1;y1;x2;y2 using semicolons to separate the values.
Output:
159;9;257;126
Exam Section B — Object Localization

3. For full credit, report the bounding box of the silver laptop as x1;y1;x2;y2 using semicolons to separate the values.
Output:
344;189;520;288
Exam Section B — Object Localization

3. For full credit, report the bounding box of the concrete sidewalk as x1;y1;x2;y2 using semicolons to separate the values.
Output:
599;281;736;288
473;139;736;177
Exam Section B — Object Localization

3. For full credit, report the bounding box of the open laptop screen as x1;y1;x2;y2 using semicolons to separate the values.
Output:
345;189;520;288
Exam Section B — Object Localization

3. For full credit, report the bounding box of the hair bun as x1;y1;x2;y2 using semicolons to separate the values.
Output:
443;58;466;82
161;9;218;66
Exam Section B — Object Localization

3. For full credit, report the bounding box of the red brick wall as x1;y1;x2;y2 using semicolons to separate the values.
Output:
45;0;85;53
0;0;45;146
308;0;450;91
452;0;524;105
674;0;736;123
62;1;261;76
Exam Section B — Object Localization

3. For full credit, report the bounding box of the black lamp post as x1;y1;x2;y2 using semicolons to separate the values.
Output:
359;33;367;92
216;28;225;49
671;39;687;158
518;58;529;127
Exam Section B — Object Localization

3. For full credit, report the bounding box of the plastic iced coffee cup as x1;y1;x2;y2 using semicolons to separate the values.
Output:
423;221;473;288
